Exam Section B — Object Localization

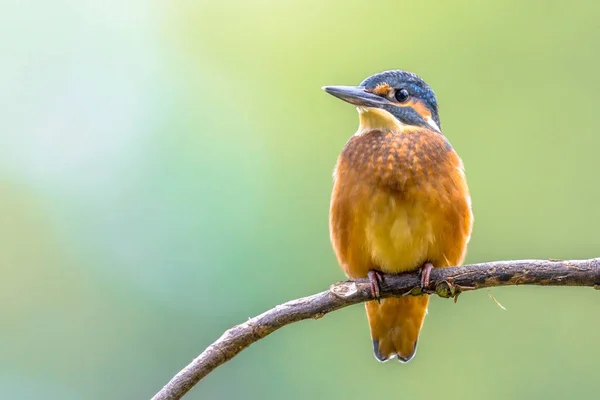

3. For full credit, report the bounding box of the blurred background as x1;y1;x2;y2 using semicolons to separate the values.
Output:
2;0;600;399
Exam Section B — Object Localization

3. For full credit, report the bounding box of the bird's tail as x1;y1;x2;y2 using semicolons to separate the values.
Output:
366;296;429;363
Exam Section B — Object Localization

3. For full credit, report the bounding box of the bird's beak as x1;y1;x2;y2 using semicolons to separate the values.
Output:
322;86;391;108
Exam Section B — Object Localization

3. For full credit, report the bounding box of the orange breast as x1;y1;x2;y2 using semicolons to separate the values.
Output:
329;128;472;278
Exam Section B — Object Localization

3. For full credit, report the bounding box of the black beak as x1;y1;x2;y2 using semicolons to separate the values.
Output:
322;86;391;107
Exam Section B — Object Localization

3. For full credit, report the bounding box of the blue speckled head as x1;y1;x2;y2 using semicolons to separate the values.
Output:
360;70;441;130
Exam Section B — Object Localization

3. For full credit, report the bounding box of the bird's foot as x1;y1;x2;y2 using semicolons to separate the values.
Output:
368;270;384;303
419;262;434;291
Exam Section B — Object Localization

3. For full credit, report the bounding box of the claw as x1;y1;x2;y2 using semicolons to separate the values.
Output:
420;262;433;290
368;270;384;303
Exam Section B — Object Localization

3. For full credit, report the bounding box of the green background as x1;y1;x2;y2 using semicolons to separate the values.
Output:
2;1;600;399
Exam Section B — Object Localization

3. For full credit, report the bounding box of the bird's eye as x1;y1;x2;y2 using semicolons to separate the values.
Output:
394;88;410;103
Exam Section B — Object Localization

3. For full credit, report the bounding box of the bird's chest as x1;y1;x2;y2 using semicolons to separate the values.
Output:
341;129;451;190
332;129;461;275
359;187;441;273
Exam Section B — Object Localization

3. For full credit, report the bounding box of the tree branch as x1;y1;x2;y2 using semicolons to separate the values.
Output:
151;258;600;400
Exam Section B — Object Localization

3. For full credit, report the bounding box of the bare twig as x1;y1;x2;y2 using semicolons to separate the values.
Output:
151;258;600;400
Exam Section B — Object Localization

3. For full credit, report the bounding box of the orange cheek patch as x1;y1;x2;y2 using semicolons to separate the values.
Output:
403;99;432;120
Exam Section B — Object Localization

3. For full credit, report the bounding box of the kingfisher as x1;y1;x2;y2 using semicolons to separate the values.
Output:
324;70;473;362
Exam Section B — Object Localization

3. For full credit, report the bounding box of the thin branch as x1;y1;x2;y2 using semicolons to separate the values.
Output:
151;258;600;400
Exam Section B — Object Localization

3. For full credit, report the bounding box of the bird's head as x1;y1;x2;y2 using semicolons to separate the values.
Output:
323;70;441;134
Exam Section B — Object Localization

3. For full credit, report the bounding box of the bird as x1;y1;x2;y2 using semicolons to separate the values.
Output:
323;70;473;363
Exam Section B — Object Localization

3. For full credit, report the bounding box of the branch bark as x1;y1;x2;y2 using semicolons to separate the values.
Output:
151;258;600;400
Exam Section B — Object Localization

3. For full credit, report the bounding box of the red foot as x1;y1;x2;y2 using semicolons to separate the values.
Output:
368;270;384;303
420;262;433;289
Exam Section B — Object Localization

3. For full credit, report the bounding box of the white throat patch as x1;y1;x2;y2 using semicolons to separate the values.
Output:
355;107;404;136
355;106;442;135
